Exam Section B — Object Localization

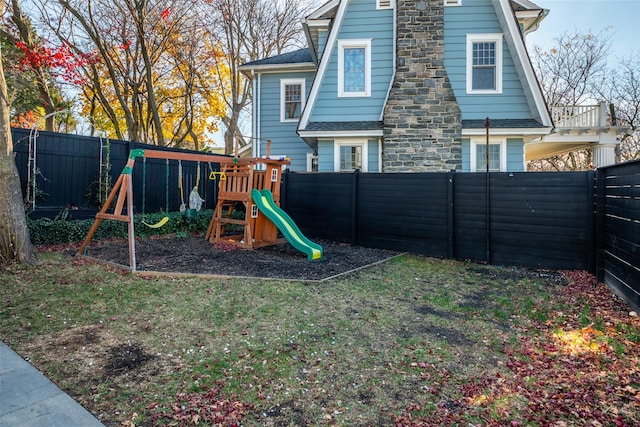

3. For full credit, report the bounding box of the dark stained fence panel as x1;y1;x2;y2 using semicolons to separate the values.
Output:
453;173;488;262
357;173;450;257
598;161;640;312
282;172;354;242
11;128;222;218
488;172;595;270
283;170;596;271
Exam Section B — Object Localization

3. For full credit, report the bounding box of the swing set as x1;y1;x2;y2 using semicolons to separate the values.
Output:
78;145;296;271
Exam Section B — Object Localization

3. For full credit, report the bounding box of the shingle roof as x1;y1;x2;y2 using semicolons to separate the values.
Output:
305;121;383;131
241;48;313;68
462;119;547;129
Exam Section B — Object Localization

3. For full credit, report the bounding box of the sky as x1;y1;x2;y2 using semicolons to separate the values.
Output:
525;0;640;60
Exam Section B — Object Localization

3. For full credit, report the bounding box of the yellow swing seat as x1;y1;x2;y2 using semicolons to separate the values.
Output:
142;216;169;228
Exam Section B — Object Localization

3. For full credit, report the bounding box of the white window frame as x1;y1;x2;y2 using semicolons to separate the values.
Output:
337;39;372;98
306;152;318;172
470;138;507;172
444;0;461;6
334;139;368;172
466;34;503;94
377;0;394;9
280;78;306;122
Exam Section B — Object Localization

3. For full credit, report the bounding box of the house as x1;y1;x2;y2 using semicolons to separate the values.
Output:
239;0;623;172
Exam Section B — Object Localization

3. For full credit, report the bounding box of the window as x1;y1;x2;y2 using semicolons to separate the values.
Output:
377;0;393;9
280;79;305;122
340;146;362;171
338;40;371;97
334;139;368;172
307;153;318;172
470;140;506;171
466;34;503;94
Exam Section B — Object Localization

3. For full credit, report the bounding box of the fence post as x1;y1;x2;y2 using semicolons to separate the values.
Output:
352;169;360;245
594;168;606;281
447;170;455;259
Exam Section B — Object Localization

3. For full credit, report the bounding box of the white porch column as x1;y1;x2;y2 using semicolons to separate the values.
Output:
592;131;620;167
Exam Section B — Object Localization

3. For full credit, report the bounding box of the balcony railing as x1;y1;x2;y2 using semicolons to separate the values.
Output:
550;102;608;128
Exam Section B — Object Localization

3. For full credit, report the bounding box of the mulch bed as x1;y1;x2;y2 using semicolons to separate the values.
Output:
82;235;401;281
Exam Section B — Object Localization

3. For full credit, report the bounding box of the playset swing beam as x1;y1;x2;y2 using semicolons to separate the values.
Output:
77;147;306;271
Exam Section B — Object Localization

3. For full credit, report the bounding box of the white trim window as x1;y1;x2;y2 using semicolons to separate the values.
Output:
307;152;318;172
470;139;507;172
377;0;394;9
280;78;305;122
466;34;503;94
338;39;371;97
334;139;368;172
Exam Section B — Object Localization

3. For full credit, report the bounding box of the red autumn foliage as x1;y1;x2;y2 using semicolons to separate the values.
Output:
152;381;253;426
391;270;640;426
15;41;99;85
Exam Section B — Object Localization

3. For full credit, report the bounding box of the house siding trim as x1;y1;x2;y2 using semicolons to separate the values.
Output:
299;0;350;130
492;0;552;127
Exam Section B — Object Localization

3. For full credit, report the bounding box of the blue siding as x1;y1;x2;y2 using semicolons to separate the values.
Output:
462;138;471;172
368;139;379;172
258;71;315;171
317;139;334;172
309;0;394;122
444;0;533;120
506;138;524;172
318;30;329;59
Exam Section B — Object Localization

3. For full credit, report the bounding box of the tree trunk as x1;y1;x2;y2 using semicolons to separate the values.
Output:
0;18;36;265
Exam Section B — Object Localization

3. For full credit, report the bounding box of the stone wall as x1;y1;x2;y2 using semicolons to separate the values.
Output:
383;0;462;172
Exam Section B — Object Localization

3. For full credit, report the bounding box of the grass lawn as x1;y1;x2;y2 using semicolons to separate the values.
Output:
1;249;639;426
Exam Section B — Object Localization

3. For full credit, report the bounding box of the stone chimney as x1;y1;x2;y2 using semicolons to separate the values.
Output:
383;0;462;172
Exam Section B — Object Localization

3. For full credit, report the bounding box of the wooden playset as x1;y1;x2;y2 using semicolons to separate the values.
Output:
77;144;313;271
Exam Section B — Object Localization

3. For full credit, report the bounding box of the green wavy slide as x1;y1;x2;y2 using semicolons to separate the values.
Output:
251;189;323;261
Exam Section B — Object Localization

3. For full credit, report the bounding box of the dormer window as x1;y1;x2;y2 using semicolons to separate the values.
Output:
466;34;503;94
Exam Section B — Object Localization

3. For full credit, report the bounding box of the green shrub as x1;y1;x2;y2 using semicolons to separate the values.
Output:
28;210;214;245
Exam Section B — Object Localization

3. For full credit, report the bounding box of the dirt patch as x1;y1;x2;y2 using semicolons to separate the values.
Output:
19;326;175;426
103;343;155;377
82;235;400;280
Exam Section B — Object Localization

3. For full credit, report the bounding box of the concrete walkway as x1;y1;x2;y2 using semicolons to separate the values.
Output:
0;341;105;427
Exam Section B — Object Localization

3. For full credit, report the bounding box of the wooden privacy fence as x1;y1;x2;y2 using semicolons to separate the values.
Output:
282;170;595;270
595;160;640;312
281;167;638;312
11;128;219;219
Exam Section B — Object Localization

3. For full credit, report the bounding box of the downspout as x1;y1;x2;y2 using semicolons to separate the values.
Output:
253;70;261;158
379;2;397;122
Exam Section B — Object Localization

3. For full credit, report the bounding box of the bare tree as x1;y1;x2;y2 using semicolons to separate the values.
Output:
603;54;640;162
530;30;612;170
533;30;611;106
202;0;311;154
0;0;36;265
